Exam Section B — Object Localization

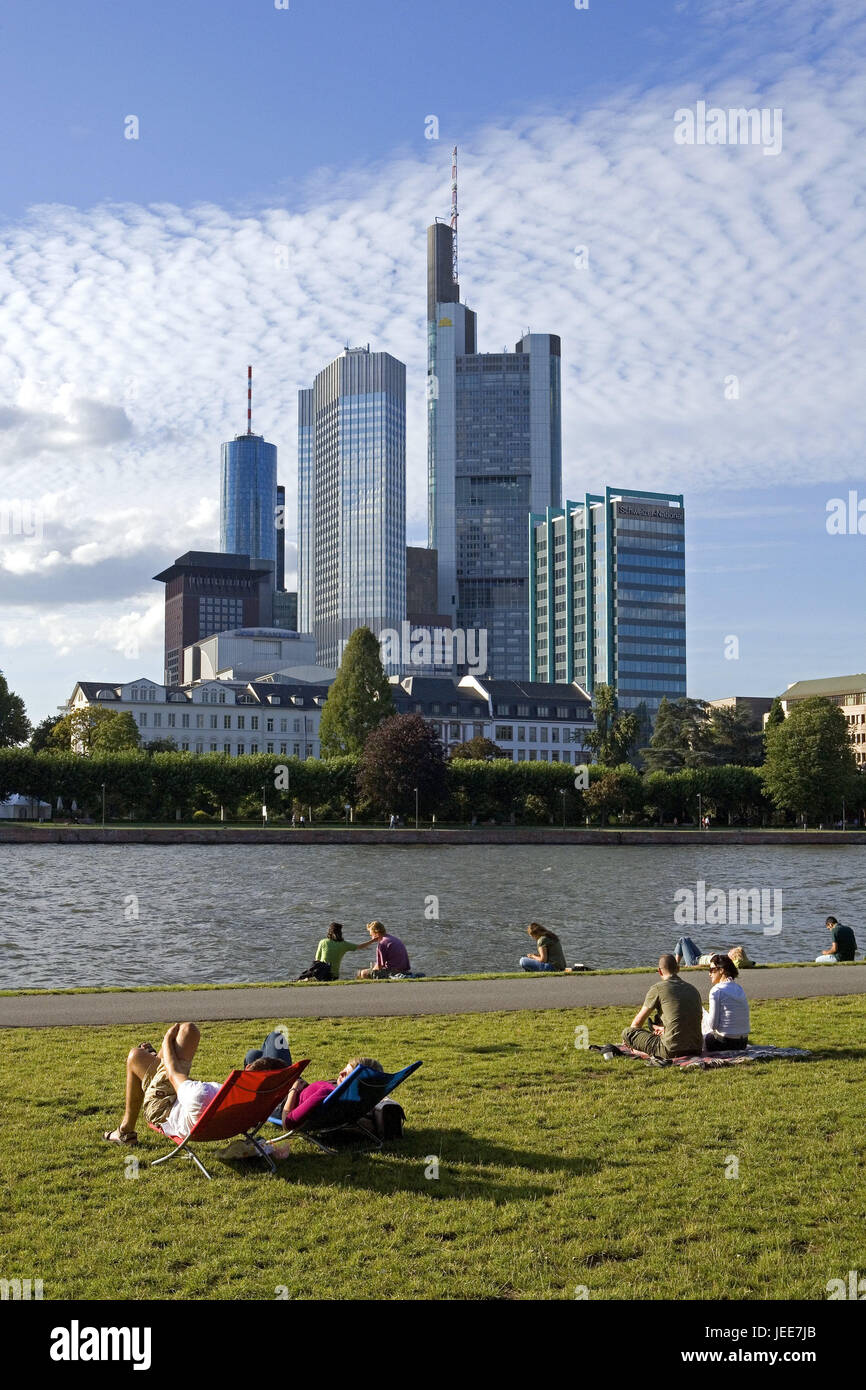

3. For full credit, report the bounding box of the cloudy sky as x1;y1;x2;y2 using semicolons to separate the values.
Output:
1;0;864;722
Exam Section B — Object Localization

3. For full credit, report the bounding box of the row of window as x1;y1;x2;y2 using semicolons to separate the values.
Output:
137;712;310;731
170;742;316;757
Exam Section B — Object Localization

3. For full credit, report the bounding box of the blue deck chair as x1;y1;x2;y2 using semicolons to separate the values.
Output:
268;1061;422;1154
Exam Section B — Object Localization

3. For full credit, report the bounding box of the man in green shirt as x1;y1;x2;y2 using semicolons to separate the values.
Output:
621;954;703;1058
816;916;858;962
314;922;366;979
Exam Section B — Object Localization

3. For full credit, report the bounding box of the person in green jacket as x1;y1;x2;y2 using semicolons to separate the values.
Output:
315;922;366;979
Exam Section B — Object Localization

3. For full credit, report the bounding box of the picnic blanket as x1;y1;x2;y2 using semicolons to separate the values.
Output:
589;1043;811;1070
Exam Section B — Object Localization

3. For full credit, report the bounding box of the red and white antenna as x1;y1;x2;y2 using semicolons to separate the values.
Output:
246;364;252;434
450;145;459;284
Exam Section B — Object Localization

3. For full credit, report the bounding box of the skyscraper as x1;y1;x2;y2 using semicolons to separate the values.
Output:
298;346;406;669
529;488;686;722
153;551;274;687
220;366;278;570
427;194;562;680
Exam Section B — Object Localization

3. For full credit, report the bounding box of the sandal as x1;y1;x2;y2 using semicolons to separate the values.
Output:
103;1128;138;1145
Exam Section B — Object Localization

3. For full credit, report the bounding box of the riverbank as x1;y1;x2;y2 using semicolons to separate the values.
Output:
2;823;866;845
3;962;865;1026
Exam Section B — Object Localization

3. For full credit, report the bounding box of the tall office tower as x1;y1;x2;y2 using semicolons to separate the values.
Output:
529;488;686;722
298;346;406;669
427;163;562;680
153;551;275;687
276;483;286;591
297;386;314;632
220;366;278;569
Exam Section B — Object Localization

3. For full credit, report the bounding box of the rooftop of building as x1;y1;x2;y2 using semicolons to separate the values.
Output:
153;551;274;583
783;675;866;698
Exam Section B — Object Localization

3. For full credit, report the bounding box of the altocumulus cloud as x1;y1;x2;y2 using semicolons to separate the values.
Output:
0;0;865;704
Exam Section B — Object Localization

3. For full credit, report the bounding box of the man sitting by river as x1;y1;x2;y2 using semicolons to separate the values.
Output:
357;920;411;979
621;954;703;1060
815;916;858;963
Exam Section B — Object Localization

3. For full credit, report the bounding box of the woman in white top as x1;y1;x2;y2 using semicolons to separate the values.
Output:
702;954;750;1052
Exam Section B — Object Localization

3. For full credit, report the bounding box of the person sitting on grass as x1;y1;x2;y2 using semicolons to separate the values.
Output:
519;922;567;972
357;921;410;979
279;1056;383;1130
315;922;366;980
816;915;858;963
103;1022;290;1147
702;954;750;1052
620;954;703;1059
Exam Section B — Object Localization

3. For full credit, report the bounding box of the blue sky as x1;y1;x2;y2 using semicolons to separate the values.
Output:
1;0;865;721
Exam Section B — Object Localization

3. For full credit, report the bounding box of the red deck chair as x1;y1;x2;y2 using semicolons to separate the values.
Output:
148;1058;310;1179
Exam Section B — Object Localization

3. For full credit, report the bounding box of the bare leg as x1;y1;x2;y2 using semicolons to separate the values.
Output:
159;1022;201;1092
116;1046;161;1135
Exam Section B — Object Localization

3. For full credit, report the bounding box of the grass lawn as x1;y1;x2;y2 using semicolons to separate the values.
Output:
2;996;864;1301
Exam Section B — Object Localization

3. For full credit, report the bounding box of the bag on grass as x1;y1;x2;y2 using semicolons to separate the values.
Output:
295;961;333;982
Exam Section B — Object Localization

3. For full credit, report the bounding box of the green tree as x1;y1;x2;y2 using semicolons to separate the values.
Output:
0;671;30;747
358;713;446;818
643;697;713;772
30;715;62;753
318;627;395;757
449;736;505;761
763;696;857;824
48;707;140;754
765;696;785;729
584;763;644;824
707;704;762;766
585;684;639;767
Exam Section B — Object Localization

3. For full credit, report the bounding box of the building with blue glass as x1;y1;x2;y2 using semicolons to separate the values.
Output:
529;488;686;722
220;429;278;570
427;220;561;681
297;346;406;670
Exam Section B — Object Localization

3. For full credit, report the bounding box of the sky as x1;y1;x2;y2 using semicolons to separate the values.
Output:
1;0;865;723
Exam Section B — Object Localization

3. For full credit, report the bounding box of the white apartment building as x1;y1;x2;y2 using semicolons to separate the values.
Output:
69;677;328;759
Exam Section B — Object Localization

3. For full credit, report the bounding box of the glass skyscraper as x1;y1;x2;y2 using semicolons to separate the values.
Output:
529;488;686;721
220;431;278;568
427;220;561;680
297;346;406;670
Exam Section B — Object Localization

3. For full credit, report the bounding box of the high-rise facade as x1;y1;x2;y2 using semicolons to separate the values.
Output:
298;346;406;669
153;551;275;687
220;369;278;570
529;489;686;721
427;219;561;680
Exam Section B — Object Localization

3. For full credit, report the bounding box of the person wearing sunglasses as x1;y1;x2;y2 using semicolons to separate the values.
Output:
702;953;750;1052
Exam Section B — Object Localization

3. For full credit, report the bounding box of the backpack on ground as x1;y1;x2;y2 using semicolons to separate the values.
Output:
295;961;333;982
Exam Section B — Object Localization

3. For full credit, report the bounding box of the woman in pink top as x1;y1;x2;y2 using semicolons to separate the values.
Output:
280;1057;383;1128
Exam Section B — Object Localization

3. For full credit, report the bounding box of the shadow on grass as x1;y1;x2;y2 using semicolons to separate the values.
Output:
222;1126;604;1198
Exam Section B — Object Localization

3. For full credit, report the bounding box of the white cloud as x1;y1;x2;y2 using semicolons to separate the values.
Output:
0;0;864;718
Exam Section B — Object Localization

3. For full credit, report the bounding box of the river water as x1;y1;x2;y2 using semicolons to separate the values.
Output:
1;843;862;989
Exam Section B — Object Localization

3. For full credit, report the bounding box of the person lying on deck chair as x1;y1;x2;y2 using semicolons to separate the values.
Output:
279;1056;383;1130
621;954;703;1060
103;1022;291;1147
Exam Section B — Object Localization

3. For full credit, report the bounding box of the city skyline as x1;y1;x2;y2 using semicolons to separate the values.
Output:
1;0;865;721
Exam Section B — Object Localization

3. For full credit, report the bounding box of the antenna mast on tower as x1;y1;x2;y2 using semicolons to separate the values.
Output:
246;365;252;435
450;145;459;284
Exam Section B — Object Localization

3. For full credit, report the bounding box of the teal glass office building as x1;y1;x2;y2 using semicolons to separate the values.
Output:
529;488;686;719
220;433;278;569
297;347;406;670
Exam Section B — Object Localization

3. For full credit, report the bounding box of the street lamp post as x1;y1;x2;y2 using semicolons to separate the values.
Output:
414;787;419;830
101;782;106;832
561;788;567;829
842;797;846;832
697;793;703;829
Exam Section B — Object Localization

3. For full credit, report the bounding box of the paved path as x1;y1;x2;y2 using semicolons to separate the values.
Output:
1;965;864;1028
